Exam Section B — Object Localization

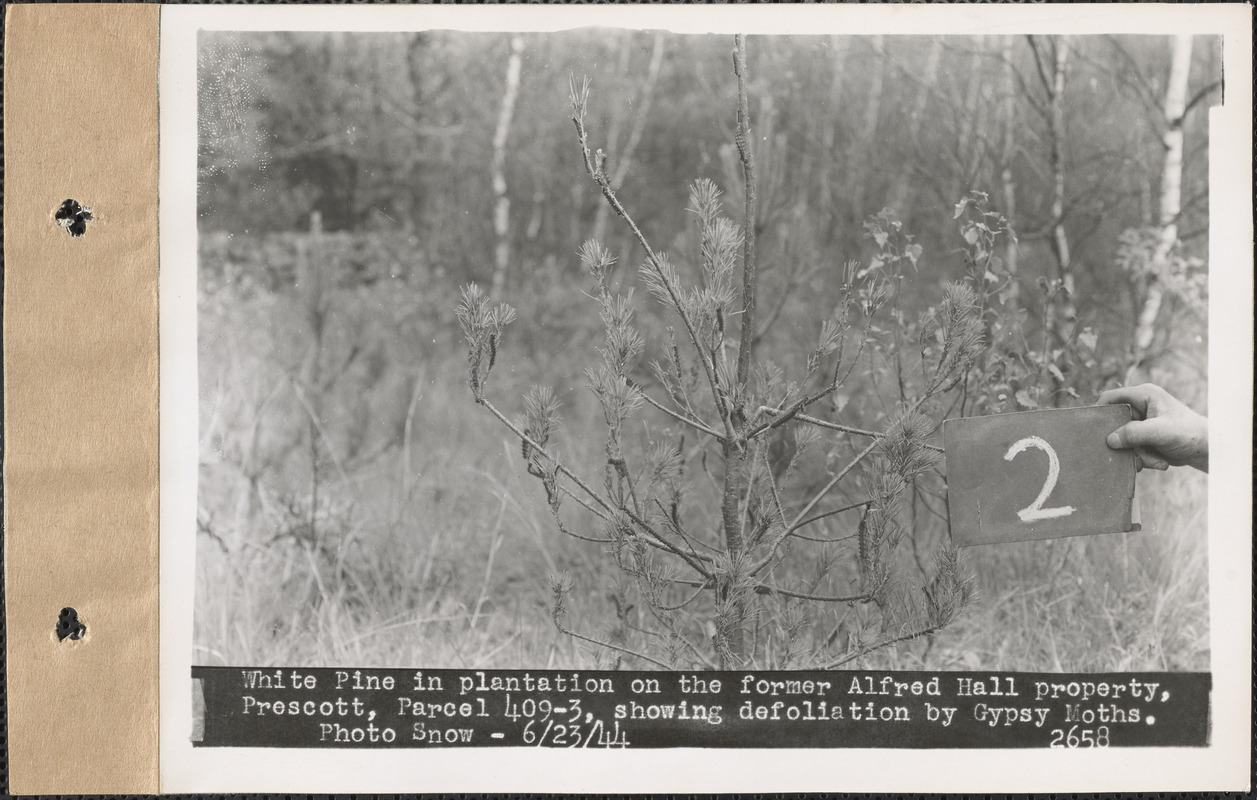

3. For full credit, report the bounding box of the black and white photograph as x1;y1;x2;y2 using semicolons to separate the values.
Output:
157;4;1251;793
193;23;1217;673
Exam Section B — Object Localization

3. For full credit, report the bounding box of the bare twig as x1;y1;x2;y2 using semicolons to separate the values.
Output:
559;485;611;522
479;396;713;575
1180;79;1221;121
479;397;613;512
634;382;725;440
658;580;711;611
794;499;874;532
1026;35;1055;99
750;438;881;576
554;620;674;669
753;260;821;347
752;405;942;453
550;495;613;544
754;583;872;604
789;530;858;544
571;95;735;440
289;377;350;485
641;609;718;669
622;505;715;577
822;622;947;669
744;326;874;439
609;34;666;190
471;499;507;628
760;445;789;531
653;499;720;559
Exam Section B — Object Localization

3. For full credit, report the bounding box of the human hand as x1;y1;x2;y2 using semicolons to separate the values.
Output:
1097;383;1208;472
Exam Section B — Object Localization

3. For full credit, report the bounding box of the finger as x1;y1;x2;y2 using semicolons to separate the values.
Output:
1133;446;1168;471
1097;387;1150;418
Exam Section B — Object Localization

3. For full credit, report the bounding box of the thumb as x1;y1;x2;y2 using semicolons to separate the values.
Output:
1107;420;1158;450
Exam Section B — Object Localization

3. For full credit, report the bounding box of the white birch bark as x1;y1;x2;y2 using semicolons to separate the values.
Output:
1133;35;1194;359
1046;37;1076;343
490;36;525;296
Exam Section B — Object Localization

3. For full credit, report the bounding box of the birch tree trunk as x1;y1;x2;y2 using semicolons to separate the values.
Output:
490;36;524;297
1044;36;1076;350
1132;35;1194;365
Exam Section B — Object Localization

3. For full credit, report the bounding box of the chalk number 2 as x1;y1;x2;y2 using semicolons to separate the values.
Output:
1004;436;1076;522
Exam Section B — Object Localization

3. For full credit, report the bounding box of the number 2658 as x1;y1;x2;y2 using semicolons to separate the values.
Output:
1049;725;1110;748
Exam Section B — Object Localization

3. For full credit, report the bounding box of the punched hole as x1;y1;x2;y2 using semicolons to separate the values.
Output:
53;199;93;238
56;607;87;641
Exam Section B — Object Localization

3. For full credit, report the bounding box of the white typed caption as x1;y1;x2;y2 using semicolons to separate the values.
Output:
1003;436;1076;522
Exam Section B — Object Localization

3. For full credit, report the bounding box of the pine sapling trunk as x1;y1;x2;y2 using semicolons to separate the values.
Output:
713;34;760;667
733;35;758;390
718;435;746;664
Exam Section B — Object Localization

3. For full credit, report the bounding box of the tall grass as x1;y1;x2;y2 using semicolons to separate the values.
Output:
195;294;1209;672
196;348;612;669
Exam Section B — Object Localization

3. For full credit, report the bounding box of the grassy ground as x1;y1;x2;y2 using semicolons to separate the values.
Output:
194;349;1209;673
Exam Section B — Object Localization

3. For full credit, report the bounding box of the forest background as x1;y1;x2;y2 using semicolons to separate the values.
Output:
195;30;1217;672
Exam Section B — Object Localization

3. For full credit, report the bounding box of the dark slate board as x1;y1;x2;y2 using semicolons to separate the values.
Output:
944;406;1139;546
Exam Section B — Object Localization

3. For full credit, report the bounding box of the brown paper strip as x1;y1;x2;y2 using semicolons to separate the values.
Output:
3;4;160;793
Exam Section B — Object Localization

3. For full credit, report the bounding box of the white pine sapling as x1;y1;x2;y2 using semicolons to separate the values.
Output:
456;35;982;670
